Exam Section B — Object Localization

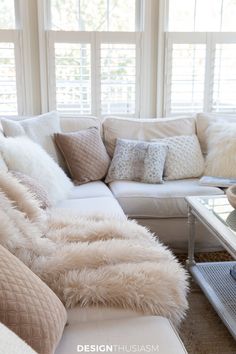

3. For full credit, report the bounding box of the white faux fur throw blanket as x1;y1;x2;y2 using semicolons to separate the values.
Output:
0;172;188;327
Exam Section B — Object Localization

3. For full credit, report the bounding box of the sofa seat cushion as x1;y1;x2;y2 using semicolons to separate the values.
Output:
109;179;224;218
55;196;125;219
68;181;113;199
55;314;187;354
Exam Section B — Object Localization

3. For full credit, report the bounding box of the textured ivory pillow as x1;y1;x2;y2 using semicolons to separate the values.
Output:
205;122;236;177
163;135;205;180
0;245;67;354
10;171;52;209
0;136;73;204
55;127;111;184
1;111;64;166
105;139;168;184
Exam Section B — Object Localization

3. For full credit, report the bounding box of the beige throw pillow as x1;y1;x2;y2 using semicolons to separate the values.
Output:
205;121;236;178
55;127;111;184
0;245;67;354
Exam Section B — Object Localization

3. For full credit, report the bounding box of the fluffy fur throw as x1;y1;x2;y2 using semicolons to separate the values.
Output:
0;172;188;327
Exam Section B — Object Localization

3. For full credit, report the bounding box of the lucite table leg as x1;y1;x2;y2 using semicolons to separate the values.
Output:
186;206;196;268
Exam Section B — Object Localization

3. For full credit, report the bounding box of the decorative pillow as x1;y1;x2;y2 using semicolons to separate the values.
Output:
0;136;73;204
1;111;64;166
0;245;67;354
55;127;111;184
205;122;236;178
163;135;205;180
10;171;52;210
105;139;168;184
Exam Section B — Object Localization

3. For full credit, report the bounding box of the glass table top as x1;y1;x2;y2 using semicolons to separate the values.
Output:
199;196;236;233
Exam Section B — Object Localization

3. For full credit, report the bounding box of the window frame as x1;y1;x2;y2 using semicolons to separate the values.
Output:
0;29;23;115
39;0;143;118
160;0;236;117
47;30;141;117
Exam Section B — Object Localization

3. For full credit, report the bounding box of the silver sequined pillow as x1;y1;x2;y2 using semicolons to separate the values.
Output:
105;139;168;184
163;135;205;180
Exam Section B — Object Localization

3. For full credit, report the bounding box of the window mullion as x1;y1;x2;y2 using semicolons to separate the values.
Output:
47;32;57;111
203;33;215;112
14;31;24;114
163;33;172;116
91;32;100;117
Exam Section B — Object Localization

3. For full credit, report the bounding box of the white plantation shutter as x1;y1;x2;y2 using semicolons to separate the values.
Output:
165;34;206;115
165;0;236;115
0;42;18;115
54;42;91;114
212;41;236;113
100;43;136;115
46;0;141;117
0;1;24;115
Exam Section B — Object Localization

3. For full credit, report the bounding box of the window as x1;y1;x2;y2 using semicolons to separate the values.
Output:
0;0;19;115
44;0;141;117
164;0;236;115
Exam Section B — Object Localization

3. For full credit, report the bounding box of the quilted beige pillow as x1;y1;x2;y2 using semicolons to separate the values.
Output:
0;245;67;354
55;127;111;184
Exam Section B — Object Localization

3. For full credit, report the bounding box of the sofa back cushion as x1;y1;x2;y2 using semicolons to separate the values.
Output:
196;113;236;153
103;116;196;156
60;116;101;133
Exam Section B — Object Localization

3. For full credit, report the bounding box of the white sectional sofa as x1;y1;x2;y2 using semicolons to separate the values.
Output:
0;113;224;251
55;113;224;252
0;112;226;354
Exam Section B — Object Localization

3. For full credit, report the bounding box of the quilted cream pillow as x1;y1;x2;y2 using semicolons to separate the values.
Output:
205;121;236;177
0;245;67;354
55;127;111;184
163;135;204;180
106;139;168;184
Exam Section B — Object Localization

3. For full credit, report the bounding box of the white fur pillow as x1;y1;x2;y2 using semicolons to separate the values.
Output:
0;136;73;204
205;122;236;178
1;111;64;166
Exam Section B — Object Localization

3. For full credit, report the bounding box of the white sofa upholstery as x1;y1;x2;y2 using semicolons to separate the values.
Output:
56;311;187;354
1;112;228;354
109;179;223;218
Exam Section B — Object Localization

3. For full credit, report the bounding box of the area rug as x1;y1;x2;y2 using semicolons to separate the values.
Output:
177;252;236;354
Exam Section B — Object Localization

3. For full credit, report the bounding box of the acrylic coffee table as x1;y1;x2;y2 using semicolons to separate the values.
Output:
185;195;236;340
